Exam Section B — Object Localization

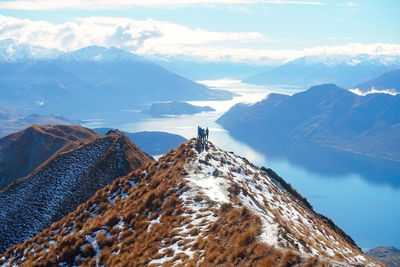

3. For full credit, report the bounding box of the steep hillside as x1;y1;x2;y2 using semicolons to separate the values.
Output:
353;69;400;93
0;124;99;190
217;84;400;161
0;139;381;266
0;130;152;253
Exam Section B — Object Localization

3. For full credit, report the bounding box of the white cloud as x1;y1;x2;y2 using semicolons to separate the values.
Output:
0;0;323;10
345;2;357;7
1;15;400;64
349;88;399;96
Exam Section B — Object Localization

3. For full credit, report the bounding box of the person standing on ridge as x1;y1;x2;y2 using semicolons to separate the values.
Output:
197;126;201;140
206;127;209;140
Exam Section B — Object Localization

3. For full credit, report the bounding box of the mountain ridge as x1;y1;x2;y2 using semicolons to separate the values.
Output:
0;130;153;253
0;124;99;190
0;139;381;266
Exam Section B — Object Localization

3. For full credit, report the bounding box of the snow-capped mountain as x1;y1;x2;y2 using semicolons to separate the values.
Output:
0;40;146;63
58;45;149;63
245;54;400;89
0;125;99;190
0;139;381;266
0;41;232;117
0;130;153;253
0;39;60;62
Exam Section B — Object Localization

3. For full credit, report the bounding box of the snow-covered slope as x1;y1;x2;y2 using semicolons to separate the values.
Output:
0;39;60;61
0;130;152;253
58;46;148;63
0;139;381;266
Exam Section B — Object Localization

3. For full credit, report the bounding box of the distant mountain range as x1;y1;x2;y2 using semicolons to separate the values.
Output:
0;126;152;253
0;104;80;137
244;55;400;89
217;84;400;161
94;128;186;155
0;40;232;117
0;139;380;266
353;69;400;93
154;58;269;80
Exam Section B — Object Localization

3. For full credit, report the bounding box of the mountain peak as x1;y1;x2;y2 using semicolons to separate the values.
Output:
0;39;60;61
1;139;380;266
0;124;100;190
59;45;147;63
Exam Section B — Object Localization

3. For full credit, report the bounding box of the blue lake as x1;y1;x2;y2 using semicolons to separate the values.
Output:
83;79;400;250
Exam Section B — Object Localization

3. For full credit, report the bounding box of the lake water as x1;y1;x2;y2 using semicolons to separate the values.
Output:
83;79;400;250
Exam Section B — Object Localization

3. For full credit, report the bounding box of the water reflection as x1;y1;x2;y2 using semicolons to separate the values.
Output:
226;132;400;189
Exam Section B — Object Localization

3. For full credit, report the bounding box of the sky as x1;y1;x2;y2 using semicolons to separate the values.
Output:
0;0;399;64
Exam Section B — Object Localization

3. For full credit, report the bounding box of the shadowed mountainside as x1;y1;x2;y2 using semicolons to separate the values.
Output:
353;69;400;93
217;84;400;161
366;247;400;267
0;130;153;253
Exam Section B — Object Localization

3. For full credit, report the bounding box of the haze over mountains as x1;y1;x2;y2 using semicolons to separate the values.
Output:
244;55;400;89
0;139;381;266
353;69;400;93
0;126;152;253
0;104;80;137
217;84;400;161
0;40;232;118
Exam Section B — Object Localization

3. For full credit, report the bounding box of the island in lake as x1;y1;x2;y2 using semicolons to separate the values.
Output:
143;101;215;117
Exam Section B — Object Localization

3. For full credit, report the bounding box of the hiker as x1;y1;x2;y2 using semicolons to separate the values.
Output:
197;126;201;140
205;127;209;140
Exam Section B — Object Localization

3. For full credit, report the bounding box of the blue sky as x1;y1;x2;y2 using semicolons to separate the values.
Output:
0;0;399;63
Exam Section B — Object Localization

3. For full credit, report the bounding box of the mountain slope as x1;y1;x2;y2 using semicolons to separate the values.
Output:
57;47;232;104
217;84;400;161
353;69;400;93
0;61;95;115
0;125;99;190
366;246;400;267
0;140;381;266
0;130;152;253
0;45;232;117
